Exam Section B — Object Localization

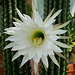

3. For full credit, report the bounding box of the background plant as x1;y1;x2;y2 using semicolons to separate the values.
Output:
69;14;75;62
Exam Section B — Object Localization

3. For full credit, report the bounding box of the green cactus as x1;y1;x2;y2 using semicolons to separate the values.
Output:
1;0;70;75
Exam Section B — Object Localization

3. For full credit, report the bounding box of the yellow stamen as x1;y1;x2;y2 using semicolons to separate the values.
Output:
34;37;42;45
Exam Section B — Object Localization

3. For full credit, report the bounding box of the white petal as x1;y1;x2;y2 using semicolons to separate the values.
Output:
45;10;62;25
33;0;37;9
48;51;54;55
13;17;22;23
33;55;40;64
34;62;38;75
18;47;36;56
51;44;63;52
41;55;48;68
54;41;72;48
32;0;36;14
28;51;36;59
11;45;19;51
13;22;21;28
13;49;28;55
11;43;30;51
4;43;14;50
5;34;26;42
50;35;59;42
45;25;53;34
5;36;14;41
4;30;15;35
5;36;17;41
23;14;34;25
52;30;67;34
36;49;43;58
49;55;60;67
12;52;21;61
59;36;70;39
53;23;61;28
16;8;25;22
54;21;71;30
50;9;62;20
42;40;52;49
45;19;56;27
54;51;66;60
20;55;29;68
5;27;17;31
44;8;55;23
34;10;44;26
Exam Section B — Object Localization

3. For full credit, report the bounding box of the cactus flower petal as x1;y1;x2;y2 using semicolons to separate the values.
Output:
49;55;60;67
5;7;71;73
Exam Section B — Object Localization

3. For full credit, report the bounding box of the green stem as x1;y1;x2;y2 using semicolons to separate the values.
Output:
60;0;68;75
7;0;13;74
56;0;62;75
44;0;49;20
49;0;52;12
48;0;54;75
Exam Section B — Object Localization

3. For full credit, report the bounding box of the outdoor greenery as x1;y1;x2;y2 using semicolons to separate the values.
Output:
69;14;75;62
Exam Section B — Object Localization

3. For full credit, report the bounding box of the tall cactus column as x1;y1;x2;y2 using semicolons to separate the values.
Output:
61;0;70;75
54;0;62;75
1;0;8;74
2;0;14;75
1;0;31;75
8;0;20;75
65;0;70;75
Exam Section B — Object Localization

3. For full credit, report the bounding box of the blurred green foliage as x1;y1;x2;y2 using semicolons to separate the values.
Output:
25;0;32;16
0;5;2;53
69;13;75;62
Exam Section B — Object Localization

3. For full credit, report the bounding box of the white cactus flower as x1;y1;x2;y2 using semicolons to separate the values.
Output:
4;4;71;74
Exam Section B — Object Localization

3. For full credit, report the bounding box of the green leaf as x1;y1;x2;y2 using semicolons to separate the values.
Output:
69;17;75;37
72;42;75;45
69;49;72;52
70;44;74;47
72;53;75;62
72;51;75;54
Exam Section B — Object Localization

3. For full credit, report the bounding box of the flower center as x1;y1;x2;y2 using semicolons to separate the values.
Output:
32;31;45;45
